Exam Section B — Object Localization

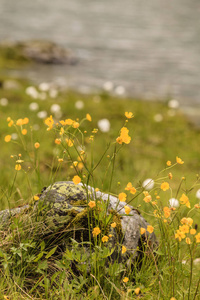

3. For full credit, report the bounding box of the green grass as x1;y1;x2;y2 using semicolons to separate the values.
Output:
0;77;200;299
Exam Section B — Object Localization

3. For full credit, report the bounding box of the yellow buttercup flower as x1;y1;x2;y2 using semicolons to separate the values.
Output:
125;182;136;194
92;227;101;237
123;277;129;283
86;113;92;121
160;182;170;191
166;160;172;166
124;205;131;215
34;142;40;149
176;156;184;164
163;207;171;218
118;192;127;202
88;201;96;208
134;288;141;295
15;164;21;171
125;112;134;119
4;135;11;142
180;194;190;208
72;175;81;185
140;227;146;235
44;115;54;130
102;235;109;243
111;222;116;228
116;127;131;144
122;245;127;254
147;225;154;233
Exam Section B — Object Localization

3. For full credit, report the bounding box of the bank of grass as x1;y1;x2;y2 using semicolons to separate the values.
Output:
0;78;200;299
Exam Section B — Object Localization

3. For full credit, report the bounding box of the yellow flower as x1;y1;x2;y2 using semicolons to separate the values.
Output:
16;118;23;126
175;229;186;241
180;194;190;208
160;182;170;191
78;162;84;170
170;298;176;300
8;120;14;127
34;142;40;149
72;121;79;128
190;229;196;235
125;112;134;119
86;113;92;121
179;225;189;233
176;156;184;164
116;127;131;144
59;127;65;135
123;277;129;283
65;118;74;125
181;217;193;226
21;129;27;135
4;135;11;142
33;195;40;201
15;164;21;171
143;195;152;203
58;158;63;163
134;287;141;295
88;201;96;208
168;172;173;179
65;138;74;147
44;115;54;130
186;237;191;245
118;192;127;202
166;160;172;166
102;235;109;243
147;225;154;233
140;227;146;235
111;222;116;228
92;227;101;237
72;175;81;185
124;205;131;215
122;245;127;254
163;207;171;218
195;233;200;243
95;188;99;192
125;182;136;194
3;296;10;300
55;138;61;145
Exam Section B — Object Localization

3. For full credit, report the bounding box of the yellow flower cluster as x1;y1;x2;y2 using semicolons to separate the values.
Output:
175;217;200;243
179;193;190;208
116;127;131;144
125;182;136;194
143;191;152;203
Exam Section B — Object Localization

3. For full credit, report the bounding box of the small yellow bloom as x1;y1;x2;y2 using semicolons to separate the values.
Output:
186;237;191;245
55;138;61;145
21;129;27;135
168;172;173;179
125;112;134;119
4;135;11;142
140;227;146;235
176;156;184;164
65;138;74;147
15;164;21;171
118;192;127;202
78;162;84;170
180;194;190;208
16;118;23;126
72;121;79;128
147;225;154;233
166;160;172;166
163;207;171;218
72;175;81;185
8;120;14;127
160;182;170;191
181;217;193;226
134;287;141;295
125;182;136;194
33;195;40;201
122;245;127;254
58;158;63;163
124;205;131;215
195;233;200;243
175;229;186;241
111;222;116;228
179;225;189;233
23;117;29;125
123;277;129;283
102;235;109;243
86;113;92;121
143;195;152;203
88;201;96;208
73;161;78;167
190;229;196;235
44;115;54;130
92;227;101;237
95;188;99;192
170;298;176;300
34;142;40;149
116;127;131;144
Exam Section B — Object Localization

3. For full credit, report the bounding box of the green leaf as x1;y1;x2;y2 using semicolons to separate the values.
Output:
34;251;44;262
45;246;57;259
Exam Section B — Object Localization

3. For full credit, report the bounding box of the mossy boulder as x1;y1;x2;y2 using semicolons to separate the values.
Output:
0;181;157;262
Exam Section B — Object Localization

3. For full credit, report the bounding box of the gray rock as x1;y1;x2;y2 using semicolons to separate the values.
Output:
0;181;157;260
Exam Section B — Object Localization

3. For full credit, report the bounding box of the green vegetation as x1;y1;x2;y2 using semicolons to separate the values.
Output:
0;77;200;299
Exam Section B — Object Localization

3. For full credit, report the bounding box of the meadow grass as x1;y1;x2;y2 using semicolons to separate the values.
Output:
0;78;200;299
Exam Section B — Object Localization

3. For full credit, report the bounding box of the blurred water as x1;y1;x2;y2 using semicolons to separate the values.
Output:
1;0;200;116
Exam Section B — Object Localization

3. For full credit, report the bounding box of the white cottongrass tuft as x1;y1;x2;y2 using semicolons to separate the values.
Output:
29;102;39;111
11;133;18;140
103;81;114;92
50;104;61;114
0;98;8;106
97;119;111;132
75;100;84;110
26;86;39;99
196;189;200;199
115;85;125;95
37;111;48;119
38;92;47;101
154;114;163;122
168;99;180;109
169;198;179;208
38;82;50;92
49;88;58;98
142;178;154;190
32;124;40;131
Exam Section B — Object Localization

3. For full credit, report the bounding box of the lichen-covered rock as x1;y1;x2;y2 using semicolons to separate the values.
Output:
0;181;157;261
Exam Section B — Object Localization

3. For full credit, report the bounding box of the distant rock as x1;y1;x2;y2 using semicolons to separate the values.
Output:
0;40;78;65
